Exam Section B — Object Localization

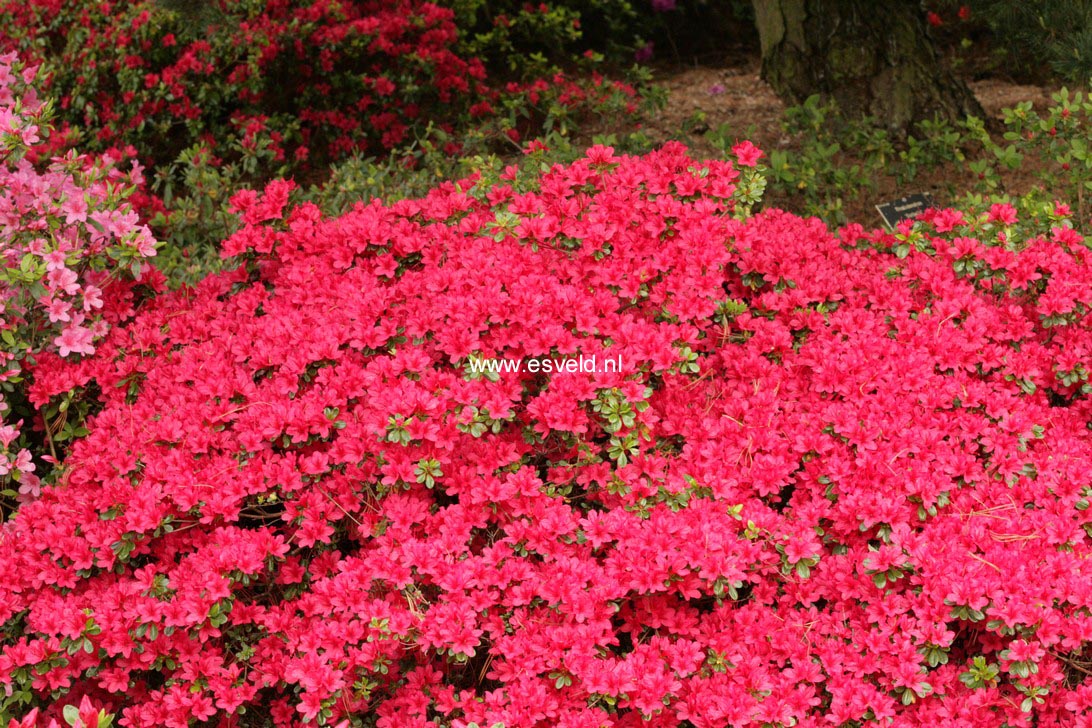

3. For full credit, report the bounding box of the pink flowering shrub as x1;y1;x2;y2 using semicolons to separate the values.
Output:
0;54;158;502
7;142;1092;726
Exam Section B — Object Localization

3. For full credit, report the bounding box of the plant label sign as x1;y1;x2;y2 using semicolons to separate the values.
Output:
876;193;935;228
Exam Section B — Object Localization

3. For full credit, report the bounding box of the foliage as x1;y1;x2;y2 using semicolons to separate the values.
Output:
707;96;963;226
930;87;1092;230
732;95;894;225
716;87;1092;232
446;0;756;71
448;0;642;77
945;0;1092;83
983;87;1092;223
3;142;1092;725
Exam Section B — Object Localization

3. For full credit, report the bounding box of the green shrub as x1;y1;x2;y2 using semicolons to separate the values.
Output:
448;0;642;77
960;0;1092;83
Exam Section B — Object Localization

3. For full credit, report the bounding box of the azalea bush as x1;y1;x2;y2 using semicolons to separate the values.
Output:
3;140;1092;726
0;53;159;513
0;0;492;170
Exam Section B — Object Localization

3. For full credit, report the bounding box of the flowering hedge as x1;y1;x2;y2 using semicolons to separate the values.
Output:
0;53;158;505
0;0;641;176
6;142;1092;726
0;0;491;166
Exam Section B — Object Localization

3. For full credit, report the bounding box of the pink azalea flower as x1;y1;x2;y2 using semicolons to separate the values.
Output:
731;140;764;167
53;323;94;357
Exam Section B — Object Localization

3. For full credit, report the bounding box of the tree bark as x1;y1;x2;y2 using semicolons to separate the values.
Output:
752;0;983;133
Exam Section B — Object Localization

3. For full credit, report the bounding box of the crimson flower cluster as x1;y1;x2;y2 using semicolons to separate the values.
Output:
5;144;1092;727
1;0;490;165
0;0;639;185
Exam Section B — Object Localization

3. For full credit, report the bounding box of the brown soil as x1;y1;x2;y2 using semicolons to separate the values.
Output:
644;61;784;157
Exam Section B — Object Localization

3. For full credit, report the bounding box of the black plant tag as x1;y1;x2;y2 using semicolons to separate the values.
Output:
876;193;936;228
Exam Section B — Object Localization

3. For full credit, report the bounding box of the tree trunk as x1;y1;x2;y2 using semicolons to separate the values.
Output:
752;0;983;133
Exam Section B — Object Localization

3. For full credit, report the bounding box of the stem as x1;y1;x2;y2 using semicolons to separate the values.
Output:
43;410;58;463
1079;180;1085;226
1052;650;1092;678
